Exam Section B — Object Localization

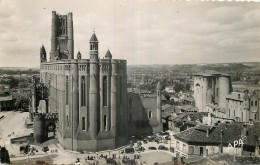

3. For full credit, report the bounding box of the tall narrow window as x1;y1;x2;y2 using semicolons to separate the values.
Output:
103;76;107;106
129;99;133;109
66;76;69;105
229;109;230;118
149;111;152;119
81;76;86;106
66;115;69;127
255;101;258;106
216;88;219;96
104;115;107;130
183;144;186;152
241;112;243;122
120;76;123;104
82;117;86;131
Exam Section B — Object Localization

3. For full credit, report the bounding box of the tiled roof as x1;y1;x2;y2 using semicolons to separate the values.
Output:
226;92;247;101
183;97;194;102
172;112;210;122
175;105;198;111
206;104;226;113
162;104;175;118
174;122;256;147
162;104;172;111
195;70;222;77
141;96;157;111
250;90;260;98
185;120;198;126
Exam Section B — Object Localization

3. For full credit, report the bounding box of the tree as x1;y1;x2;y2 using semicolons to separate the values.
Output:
162;91;170;100
185;84;191;91
174;83;185;93
9;76;19;88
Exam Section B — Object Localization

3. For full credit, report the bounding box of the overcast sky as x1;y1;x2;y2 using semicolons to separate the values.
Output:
0;0;259;67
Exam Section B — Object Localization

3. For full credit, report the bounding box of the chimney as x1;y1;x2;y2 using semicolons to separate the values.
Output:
206;129;209;138
187;115;191;121
242;124;247;137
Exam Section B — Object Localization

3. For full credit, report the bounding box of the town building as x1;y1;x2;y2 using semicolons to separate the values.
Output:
173;123;258;158
249;90;260;121
194;71;232;112
226;91;250;122
0;84;13;111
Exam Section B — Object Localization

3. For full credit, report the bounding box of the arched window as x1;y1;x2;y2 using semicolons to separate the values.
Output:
66;76;69;105
81;76;86;106
103;76;107;106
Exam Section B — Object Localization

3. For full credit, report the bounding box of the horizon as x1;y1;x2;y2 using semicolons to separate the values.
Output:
0;0;260;67
0;61;259;69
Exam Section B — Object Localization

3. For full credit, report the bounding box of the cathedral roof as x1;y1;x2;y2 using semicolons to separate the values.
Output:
90;33;98;42
105;50;112;59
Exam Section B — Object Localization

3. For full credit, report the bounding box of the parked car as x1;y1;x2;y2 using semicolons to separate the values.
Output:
148;146;157;150
125;147;135;154
143;139;148;144
158;145;168;150
165;136;171;140
42;146;49;152
136;147;145;152
159;132;169;136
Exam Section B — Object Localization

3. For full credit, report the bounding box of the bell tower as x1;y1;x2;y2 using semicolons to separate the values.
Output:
50;11;74;61
89;31;99;60
89;31;100;139
156;81;162;123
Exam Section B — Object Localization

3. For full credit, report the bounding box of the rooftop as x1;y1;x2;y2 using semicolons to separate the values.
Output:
226;92;248;101
194;70;230;77
90;32;98;42
174;122;256;146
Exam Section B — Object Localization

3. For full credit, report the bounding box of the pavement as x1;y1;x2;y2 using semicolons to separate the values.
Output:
0;111;180;164
0;111;33;156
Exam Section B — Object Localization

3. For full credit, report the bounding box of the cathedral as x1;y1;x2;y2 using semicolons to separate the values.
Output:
37;11;162;152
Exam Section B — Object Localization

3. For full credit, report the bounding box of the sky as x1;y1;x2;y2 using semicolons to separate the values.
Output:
0;0;259;67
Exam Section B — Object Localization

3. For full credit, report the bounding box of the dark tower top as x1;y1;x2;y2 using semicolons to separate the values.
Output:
50;11;74;61
77;51;82;59
90;33;98;42
90;32;99;60
40;45;47;62
104;49;112;59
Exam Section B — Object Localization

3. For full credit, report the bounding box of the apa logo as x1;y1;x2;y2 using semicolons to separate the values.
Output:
228;139;244;149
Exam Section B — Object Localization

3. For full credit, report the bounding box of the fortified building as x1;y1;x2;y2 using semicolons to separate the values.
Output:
35;11;162;152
